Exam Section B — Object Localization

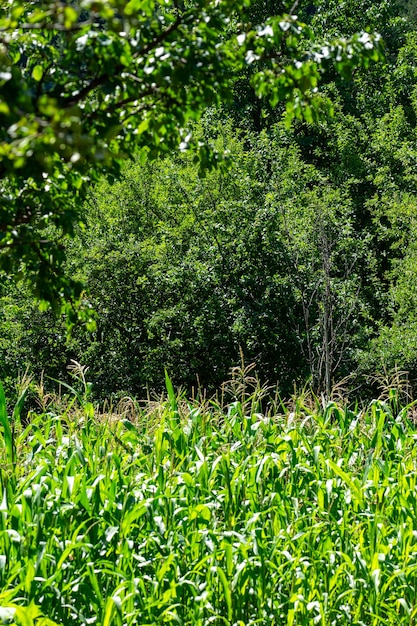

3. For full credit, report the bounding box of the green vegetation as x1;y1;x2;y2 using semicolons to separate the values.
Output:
0;0;382;309
2;0;417;399
3;1;417;622
1;371;417;624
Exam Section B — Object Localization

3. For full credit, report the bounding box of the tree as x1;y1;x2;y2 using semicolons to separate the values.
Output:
57;121;305;398
0;0;382;316
0;117;377;400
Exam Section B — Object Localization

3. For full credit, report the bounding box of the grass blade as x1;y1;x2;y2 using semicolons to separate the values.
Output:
0;382;13;469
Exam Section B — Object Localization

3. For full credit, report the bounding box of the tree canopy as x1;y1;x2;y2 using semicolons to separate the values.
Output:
0;0;383;317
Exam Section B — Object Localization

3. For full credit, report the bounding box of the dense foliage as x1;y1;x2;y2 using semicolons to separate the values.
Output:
0;0;382;312
2;3;417;623
1;376;417;624
1;0;417;399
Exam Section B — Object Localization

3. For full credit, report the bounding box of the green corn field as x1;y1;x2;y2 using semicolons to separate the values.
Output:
1;374;417;625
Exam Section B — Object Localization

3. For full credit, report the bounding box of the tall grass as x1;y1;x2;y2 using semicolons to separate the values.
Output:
0;375;417;624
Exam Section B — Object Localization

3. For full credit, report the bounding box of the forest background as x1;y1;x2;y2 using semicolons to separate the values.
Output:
2;0;417;404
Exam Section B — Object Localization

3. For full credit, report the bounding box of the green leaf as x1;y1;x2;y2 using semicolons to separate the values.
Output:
32;65;43;81
0;382;13;468
63;6;78;28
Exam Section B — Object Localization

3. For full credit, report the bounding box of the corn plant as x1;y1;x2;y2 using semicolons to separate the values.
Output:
0;378;417;624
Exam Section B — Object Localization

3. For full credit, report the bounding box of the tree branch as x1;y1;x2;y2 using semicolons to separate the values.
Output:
62;16;183;107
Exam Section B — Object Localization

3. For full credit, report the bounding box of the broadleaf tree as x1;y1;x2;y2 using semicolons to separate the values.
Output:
0;0;383;321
